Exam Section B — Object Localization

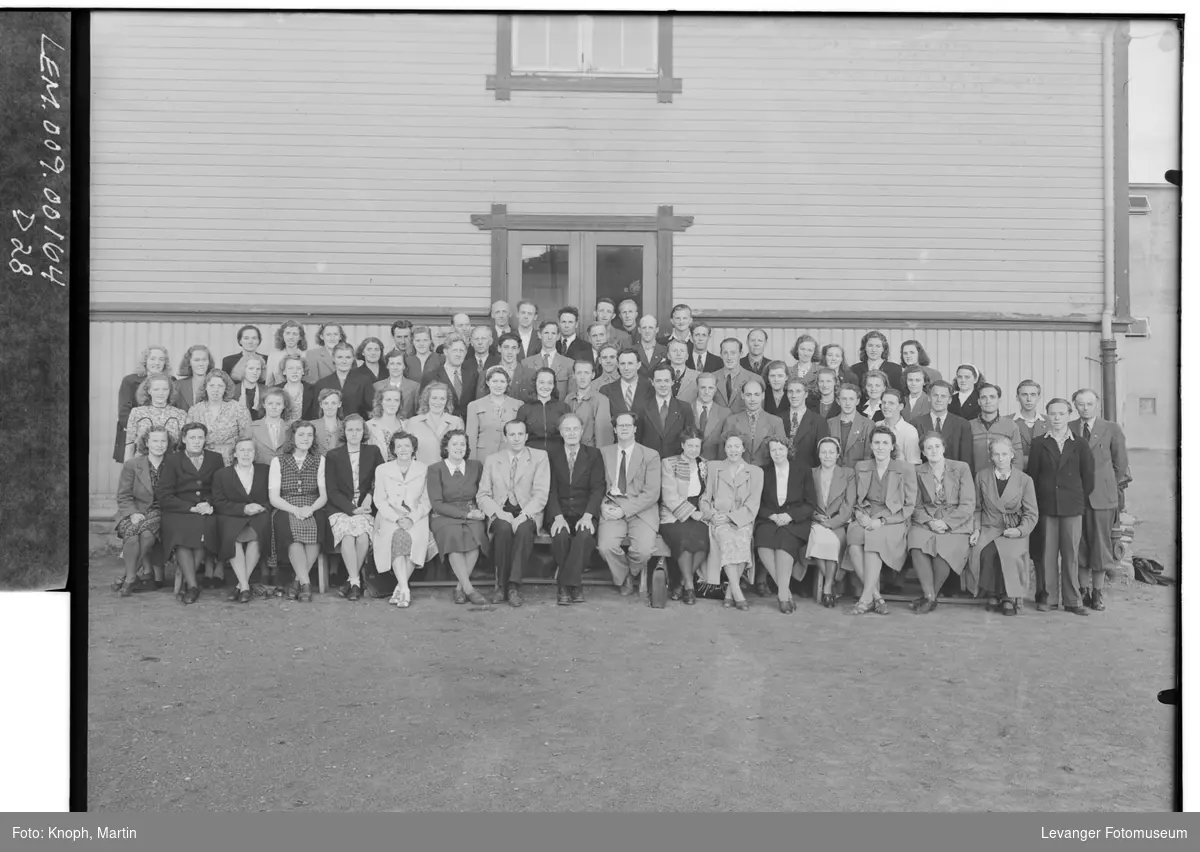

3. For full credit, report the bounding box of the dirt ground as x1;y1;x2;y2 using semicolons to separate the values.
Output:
87;450;1178;812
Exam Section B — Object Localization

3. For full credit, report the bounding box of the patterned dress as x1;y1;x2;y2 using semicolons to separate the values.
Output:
271;452;327;549
115;460;162;541
124;405;189;456
186;400;251;466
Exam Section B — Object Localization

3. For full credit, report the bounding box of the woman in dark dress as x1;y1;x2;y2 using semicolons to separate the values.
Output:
268;420;330;603
113;345;171;463
658;428;710;605
755;435;818;614
158;422;223;604
948;364;985;423
113;425;172;596
426;429;490;606
514;368;570;453
324;414;384;600
849;330;903;392
213;436;272;603
354;336;388;384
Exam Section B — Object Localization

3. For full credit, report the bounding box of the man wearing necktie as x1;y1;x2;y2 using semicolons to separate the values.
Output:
718;377;786;467
740;328;771;378
520;319;573;401
911;380;974;475
664;338;699;405
470;326;498;377
600;349;652;418
714;337;749;413
547;414;607;605
476;420;550;607
598;412;663;596
692;374;731;461
422;334;479;420
635;364;695;458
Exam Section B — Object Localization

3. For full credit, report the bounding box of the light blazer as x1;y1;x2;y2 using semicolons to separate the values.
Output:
712;367;753;413
1069;418;1129;510
249;419;287;466
373;459;433;570
788;407;831;469
477;447;551;532
116;455;162;521
810;465;857;530
520;352;574;401
562;387;614;447
372;376;421;420
600;442;662;531
969;416;1026;474
607;326;633;352
827;412;873;466
700;460;764;530
465;395;524;462
546;443;606;522
973;467;1039;537
912;460;976;533
757;462;818;537
635;395;697;459
693;400;731;461
305;346;337;385
671;367;701;406
852;459;918;524
324;443;385;516
659;454;709;526
717;410;788;466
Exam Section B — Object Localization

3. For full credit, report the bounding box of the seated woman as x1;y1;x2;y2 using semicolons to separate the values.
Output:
700;434;764;611
754;435;817;614
466;365;523;462
898;339;943;386
278;354;319;423
113;344;170;464
906;431;975;613
314;388;345;455
849;330;903;391
354;336;388;384
174;344;217;411
658;427;710;605
809;436;856;607
157;422;224;604
365;386;406;459
857;369;888;423
969;435;1039;617
324;414;383;601
818;343;856;390
212;436;272;603
222;324;264;383
235;354;268;422
266;320;308;387
406;382;465;466
374;430;433;609
788;334;821;387
761;360;791;422
186;368;251;466
514;368;570;453
113;425;172;596
900;364;931;423
843;425;918;616
426;429;489;606
268;420;330;603
124;373;188;462
949;363;985;423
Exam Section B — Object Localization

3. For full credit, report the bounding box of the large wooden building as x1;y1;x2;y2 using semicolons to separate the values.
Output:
88;13;1131;503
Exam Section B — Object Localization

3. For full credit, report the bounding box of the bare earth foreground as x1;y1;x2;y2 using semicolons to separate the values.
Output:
88;451;1177;812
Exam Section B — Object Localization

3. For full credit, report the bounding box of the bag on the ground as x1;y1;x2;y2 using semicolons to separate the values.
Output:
1133;556;1171;586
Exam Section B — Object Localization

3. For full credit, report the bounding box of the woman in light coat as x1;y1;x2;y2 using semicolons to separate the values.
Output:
809;436;856;608
373;430;433;609
969;435;1039;616
700;434;764;611
466;366;523;462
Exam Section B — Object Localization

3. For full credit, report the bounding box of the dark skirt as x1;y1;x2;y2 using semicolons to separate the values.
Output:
215;511;271;561
660;518;710;556
160;511;218;557
430;515;489;556
753;520;811;561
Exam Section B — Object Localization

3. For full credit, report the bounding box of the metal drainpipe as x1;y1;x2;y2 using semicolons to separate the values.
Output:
1100;28;1119;420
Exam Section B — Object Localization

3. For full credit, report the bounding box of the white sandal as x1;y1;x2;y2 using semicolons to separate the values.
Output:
391;587;411;608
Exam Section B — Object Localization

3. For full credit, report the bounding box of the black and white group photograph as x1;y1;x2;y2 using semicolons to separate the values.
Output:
77;9;1182;814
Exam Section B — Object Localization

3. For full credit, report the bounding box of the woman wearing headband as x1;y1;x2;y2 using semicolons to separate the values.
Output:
809;436;856;607
949;364;985;423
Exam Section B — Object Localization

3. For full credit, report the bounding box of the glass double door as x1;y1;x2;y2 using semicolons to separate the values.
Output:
507;231;657;323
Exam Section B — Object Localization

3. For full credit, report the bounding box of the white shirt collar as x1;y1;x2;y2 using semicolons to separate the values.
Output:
1013;411;1046;422
446;460;465;474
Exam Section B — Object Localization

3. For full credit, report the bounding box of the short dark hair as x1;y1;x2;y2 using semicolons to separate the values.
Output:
1046;397;1072;413
390;319;413;335
867;424;899;459
558;306;580;322
389;430;418;459
236;324;262;346
439;428;470;460
977;382;1002;399
880;388;904;405
837;382;862;399
332;341;355;357
616;348;640;362
651;364;674;380
596;297;616;310
691;321;712;335
612;410;640;428
679;426;703;445
1017;379;1042;395
928;379;954;394
496;332;522;350
502;419;526;437
356;336;386;362
720;337;743;352
670;303;692;318
765;434;794;459
180;421;209;441
538;319;559;333
483;365;512;386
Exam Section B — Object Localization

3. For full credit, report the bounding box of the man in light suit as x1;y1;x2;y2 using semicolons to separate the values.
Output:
912;381;975;475
633;314;669;379
520;319;574;402
692;374;731;461
476;419;550;607
718;377;786;466
1070;388;1131;611
563;360;614;448
636;364;696;459
713;337;752;414
547;414;607;605
598;412;662;596
373;350;421;419
827;383;873;467
600;349;654;418
664;339;700;405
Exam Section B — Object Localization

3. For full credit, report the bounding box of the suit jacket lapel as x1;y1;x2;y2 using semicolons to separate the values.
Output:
135;457;154;495
825;467;848;511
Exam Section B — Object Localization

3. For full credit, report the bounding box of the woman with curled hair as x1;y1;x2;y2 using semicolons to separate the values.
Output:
212;436;272;603
158;422;223;604
754;435;818;614
906;431;975;613
373;431;433;608
365;386;406;460
762;360;792;422
113;425;172;596
113;344;172;464
313;388;345;455
234;354;268;422
124;373;188;462
843;425;917;616
900;363;932;423
185;368;251;466
898;339;943;386
268;420;329;603
174;344;217;410
969;434;1039;616
426;429;489;606
788;334;821;387
949;363;985;423
701;433;764;611
658;427;710;605
809;436;856;607
406;381;465;466
849;330;903;392
818;343;857;390
266;320;308;386
466;365;523;461
278;353;318;423
514;367;570;453
354;336;388;384
858;369;889;423
324;414;383;601
222;324;265;383
307;322;348;384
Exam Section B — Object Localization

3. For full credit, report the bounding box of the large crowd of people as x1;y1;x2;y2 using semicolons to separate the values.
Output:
111;299;1131;617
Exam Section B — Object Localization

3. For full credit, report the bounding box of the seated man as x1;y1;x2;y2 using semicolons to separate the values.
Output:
547;414;607;605
597;412;662;596
475;419;550;607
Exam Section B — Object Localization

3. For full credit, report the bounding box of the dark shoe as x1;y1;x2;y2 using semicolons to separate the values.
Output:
669;586;682;602
176;590;187;605
1001;599;1017;617
237;589;252;604
491;587;508;605
1081;589;1093;608
1090;589;1106;611
914;597;933;615
298;584;313;602
453;588;468;605
337;581;351;599
117;579;135;597
185;585;200;604
753;580;769;598
130;576;158;593
508;587;524;607
873;598;890;615
1066;605;1090;616
347;584;362;602
1036;601;1050;613
285;581;300;601
681;588;696;606
909;595;925;611
226;585;241;601
466;590;489;606
619;576;634;596
557;588;572;606
570;586;586;604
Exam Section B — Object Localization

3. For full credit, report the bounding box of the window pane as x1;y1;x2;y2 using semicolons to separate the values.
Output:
547;15;581;70
595;246;644;316
514;16;549;70
590;16;624;71
591;16;656;73
620;17;658;72
520;245;571;321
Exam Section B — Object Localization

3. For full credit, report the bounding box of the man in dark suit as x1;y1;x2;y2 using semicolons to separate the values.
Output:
826;383;872;467
221;324;263;383
692;374;730;460
514;299;541;361
384;319;413;365
912;380;974;474
633;314;669;379
547;413;607;605
785;377;831;468
555;307;593;362
600;349;654;418
594;298;632;351
421;334;478;420
687;321;723;375
468;326;500;377
313;342;375;420
635;364;696;459
1070;388;1131;611
656;303;694;357
740;328;771;378
583;321;611;375
1026;398;1096;615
